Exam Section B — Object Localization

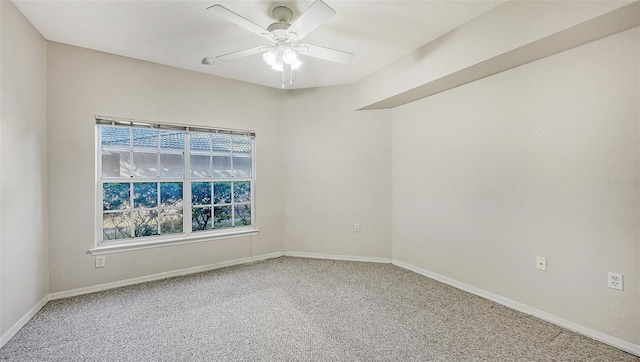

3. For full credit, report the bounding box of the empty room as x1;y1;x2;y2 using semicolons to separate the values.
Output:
1;0;639;360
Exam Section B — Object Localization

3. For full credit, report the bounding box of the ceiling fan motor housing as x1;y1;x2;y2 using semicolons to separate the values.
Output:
272;6;293;23
268;6;293;40
267;22;290;33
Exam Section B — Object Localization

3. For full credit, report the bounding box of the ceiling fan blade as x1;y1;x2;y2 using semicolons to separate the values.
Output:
287;0;335;41
297;44;353;65
207;4;271;39
216;47;269;62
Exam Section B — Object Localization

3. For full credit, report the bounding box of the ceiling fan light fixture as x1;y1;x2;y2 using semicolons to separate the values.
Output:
282;48;298;65
262;50;277;66
272;58;284;72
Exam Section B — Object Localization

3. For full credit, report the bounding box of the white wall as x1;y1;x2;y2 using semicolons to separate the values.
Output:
47;43;284;292
391;28;639;344
0;0;49;336
282;86;391;259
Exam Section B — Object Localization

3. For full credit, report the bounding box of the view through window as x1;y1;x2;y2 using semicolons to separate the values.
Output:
98;121;254;244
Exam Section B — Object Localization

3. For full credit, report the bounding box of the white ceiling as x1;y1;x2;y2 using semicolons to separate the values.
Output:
13;0;504;90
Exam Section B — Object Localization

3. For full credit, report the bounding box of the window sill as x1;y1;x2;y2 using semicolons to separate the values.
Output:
88;228;259;256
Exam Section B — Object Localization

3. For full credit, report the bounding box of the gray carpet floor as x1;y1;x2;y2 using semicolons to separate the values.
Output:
0;257;638;361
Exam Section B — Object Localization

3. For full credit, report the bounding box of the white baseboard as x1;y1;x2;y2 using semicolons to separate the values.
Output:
392;259;640;357
0;294;49;349
251;251;284;261
49;251;284;300
284;251;391;264
4;253;637;358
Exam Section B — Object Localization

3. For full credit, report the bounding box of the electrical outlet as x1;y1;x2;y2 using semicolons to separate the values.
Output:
608;272;623;291
95;256;106;268
536;256;547;271
354;223;361;233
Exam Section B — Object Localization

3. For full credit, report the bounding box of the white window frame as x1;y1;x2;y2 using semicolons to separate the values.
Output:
90;116;258;256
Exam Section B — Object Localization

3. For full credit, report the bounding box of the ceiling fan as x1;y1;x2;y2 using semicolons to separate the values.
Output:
202;0;353;88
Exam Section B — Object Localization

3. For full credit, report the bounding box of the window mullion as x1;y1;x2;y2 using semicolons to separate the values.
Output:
251;137;255;226
210;182;215;230
155;135;161;236
208;134;213;178
230;138;235;180
129;182;134;238
156;182;161;235
156;131;161;178
231;181;235;227
230;136;235;228
129;128;135;238
184;132;192;235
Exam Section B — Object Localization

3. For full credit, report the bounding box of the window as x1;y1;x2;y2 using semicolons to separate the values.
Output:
96;117;256;252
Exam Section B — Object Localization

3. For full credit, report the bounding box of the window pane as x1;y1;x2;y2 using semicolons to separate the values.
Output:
212;156;232;178
212;134;232;153
233;136;252;155
103;183;130;211
213;182;231;204
133;129;158;148
101;127;129;147
160;154;184;177
213;206;232;229
133;182;157;209
190;155;210;178
160;182;183;207
190;132;210;151
134;210;159;237
191;182;212;205
132;152;158;177
102;150;130;178
233;181;251;203
233;156;252;178
234;204;251;226
103;212;131;240
160;209;183;234
192;207;212;231
160;131;184;150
